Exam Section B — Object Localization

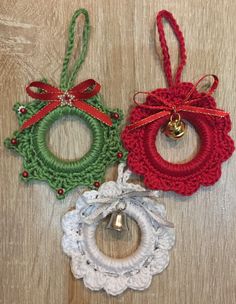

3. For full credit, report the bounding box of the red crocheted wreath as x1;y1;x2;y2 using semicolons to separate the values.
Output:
122;10;234;196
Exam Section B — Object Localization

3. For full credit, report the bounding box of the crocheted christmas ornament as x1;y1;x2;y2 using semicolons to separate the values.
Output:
62;163;175;296
122;10;234;196
4;9;126;199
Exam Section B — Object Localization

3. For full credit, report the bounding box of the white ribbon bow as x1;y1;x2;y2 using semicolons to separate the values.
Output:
79;190;174;228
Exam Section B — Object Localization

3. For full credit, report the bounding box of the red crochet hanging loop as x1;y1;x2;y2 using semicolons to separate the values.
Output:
122;10;234;196
156;10;186;87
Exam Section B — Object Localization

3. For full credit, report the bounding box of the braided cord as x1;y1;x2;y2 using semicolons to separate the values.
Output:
156;10;187;87
60;8;90;90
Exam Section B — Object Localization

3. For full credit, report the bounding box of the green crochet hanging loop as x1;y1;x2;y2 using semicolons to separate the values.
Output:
60;8;90;90
4;8;126;199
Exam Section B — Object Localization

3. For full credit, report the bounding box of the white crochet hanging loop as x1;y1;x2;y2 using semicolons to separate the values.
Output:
61;163;175;296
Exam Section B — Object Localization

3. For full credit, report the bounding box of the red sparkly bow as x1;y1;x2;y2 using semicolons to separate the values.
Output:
21;79;112;130
128;75;229;130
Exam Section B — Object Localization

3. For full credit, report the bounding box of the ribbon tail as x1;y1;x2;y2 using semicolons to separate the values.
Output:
141;201;174;228
73;100;113;126
146;208;174;228
20;101;60;130
127;110;170;130
180;105;228;117
82;204;109;224
82;201;118;224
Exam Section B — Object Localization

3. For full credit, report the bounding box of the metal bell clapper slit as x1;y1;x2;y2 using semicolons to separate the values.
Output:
106;202;128;232
164;113;186;140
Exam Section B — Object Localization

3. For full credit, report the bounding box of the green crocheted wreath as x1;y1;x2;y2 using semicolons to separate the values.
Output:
4;9;126;199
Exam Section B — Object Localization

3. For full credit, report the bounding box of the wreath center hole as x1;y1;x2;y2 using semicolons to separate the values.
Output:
47;115;92;161
156;121;200;163
95;216;141;259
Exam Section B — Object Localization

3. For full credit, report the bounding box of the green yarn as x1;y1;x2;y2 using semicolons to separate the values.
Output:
60;8;90;91
35;106;104;173
4;9;127;199
4;95;125;199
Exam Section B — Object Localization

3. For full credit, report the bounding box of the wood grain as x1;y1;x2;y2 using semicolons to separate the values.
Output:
1;1;236;303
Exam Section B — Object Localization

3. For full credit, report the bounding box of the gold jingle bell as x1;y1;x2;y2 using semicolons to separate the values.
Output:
164;113;186;140
106;202;128;232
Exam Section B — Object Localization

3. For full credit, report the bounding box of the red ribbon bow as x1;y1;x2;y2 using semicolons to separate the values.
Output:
128;75;228;130
21;79;112;130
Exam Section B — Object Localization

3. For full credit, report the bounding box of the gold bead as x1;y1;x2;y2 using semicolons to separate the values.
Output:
164;113;186;140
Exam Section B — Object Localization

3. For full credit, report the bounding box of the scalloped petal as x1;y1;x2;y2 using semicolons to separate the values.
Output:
127;268;152;290
104;276;128;296
150;249;170;275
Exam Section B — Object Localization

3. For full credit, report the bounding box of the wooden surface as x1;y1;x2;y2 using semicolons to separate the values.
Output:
1;1;236;303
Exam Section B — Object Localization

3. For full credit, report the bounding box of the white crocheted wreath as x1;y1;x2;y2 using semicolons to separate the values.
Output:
61;163;175;296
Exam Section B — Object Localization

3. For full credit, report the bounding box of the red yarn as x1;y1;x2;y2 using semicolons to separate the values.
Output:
156;10;186;87
122;10;234;196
